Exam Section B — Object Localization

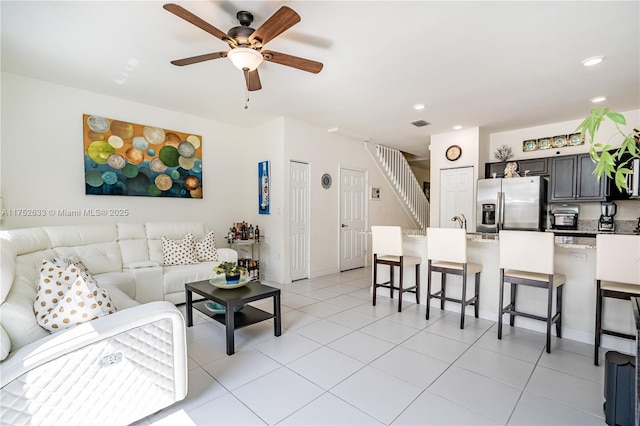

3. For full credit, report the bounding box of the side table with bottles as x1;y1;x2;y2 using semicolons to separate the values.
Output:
230;239;261;282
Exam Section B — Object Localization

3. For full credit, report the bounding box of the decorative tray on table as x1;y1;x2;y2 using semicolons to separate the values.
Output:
204;302;245;315
209;274;252;289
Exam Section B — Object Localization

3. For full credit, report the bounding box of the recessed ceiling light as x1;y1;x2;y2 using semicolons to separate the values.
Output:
453;125;463;130
582;56;605;67
590;96;607;103
413;104;425;110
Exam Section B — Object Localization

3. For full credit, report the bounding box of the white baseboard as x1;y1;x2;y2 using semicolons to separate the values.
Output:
309;267;341;279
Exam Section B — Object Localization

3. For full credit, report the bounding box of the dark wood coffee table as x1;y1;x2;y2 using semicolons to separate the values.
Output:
185;280;281;355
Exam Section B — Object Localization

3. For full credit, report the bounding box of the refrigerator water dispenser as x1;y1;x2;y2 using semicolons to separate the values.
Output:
482;204;496;226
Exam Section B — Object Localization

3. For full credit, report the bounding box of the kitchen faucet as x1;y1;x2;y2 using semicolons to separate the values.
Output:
451;214;467;230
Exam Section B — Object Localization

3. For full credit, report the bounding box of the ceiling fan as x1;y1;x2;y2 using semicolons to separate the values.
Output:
164;3;323;91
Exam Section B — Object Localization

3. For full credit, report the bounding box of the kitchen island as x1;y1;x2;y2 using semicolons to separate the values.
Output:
374;230;636;354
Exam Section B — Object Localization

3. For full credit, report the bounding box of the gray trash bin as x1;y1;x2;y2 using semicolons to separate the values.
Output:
604;350;635;426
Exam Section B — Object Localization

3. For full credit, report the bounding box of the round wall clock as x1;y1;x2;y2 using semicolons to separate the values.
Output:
445;145;462;161
321;173;332;189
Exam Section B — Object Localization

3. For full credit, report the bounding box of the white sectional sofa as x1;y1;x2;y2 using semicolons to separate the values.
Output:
0;222;237;425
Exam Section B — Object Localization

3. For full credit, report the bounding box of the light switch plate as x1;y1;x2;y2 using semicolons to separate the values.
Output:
371;187;381;200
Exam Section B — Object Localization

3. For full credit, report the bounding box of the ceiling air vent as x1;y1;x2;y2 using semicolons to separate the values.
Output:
411;120;430;127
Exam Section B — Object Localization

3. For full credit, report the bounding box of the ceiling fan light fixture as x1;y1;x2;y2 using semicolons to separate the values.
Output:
227;47;263;71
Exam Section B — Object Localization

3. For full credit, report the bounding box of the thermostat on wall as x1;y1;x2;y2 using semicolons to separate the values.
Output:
371;187;381;200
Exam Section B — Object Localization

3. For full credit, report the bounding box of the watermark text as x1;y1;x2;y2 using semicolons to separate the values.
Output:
1;208;130;217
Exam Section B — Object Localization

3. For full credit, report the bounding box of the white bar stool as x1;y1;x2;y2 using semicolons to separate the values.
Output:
426;227;482;329
371;226;421;312
498;231;565;353
594;234;640;366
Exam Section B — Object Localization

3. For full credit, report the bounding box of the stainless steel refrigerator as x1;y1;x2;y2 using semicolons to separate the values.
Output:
476;176;548;233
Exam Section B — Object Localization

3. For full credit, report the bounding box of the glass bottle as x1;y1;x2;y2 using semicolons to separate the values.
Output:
260;162;269;211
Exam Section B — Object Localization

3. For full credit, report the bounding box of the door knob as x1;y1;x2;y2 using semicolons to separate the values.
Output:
341;224;347;228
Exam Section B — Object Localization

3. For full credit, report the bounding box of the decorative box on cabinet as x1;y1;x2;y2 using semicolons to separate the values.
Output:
549;153;606;202
485;158;548;178
485;162;507;178
519;158;549;176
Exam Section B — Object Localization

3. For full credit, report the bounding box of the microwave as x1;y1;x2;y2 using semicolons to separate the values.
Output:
607;157;640;200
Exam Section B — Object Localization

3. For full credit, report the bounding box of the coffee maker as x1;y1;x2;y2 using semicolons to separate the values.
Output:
598;202;617;232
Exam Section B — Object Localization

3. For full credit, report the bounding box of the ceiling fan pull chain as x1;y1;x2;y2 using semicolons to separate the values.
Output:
244;87;250;109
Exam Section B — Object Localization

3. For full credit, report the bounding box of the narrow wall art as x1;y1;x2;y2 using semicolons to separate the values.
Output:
83;114;203;198
258;161;270;214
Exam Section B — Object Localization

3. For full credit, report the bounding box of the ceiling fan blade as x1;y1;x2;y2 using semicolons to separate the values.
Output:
262;50;323;74
164;3;230;43
171;52;227;66
244;69;262;91
249;6;300;47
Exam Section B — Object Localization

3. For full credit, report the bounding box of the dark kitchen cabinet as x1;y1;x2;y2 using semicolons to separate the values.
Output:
605;149;634;200
549;153;606;201
485;162;506;178
519;158;549;176
485;158;548;178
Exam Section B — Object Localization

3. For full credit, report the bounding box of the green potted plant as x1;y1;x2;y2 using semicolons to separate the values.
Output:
577;107;639;191
213;261;245;284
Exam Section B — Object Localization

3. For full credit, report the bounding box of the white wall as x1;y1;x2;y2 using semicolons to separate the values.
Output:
1;73;416;284
490;109;640;159
245;118;286;284
410;165;430;187
283;119;415;281
0;72;250;233
429;127;482;228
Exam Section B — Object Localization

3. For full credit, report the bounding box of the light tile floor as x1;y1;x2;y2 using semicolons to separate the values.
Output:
134;267;608;425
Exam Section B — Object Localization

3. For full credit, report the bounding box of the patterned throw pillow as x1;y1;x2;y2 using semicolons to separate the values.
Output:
34;260;66;321
35;260;116;333
162;233;197;266
54;256;90;274
195;231;219;262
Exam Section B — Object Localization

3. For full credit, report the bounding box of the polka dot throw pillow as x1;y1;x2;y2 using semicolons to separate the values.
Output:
195;231;219;262
34;260;67;321
162;233;197;266
54;255;90;275
35;260;116;333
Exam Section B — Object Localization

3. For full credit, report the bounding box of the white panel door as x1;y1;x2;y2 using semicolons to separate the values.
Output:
439;167;474;229
340;168;366;271
290;161;309;281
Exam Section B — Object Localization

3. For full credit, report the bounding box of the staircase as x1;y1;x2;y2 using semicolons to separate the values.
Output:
366;143;429;229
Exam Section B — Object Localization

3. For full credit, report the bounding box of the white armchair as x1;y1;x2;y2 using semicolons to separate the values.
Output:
1;301;187;425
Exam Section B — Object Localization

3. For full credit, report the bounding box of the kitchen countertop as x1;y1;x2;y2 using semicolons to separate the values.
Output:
405;226;637;249
466;232;597;249
552;236;597;249
546;228;639;236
